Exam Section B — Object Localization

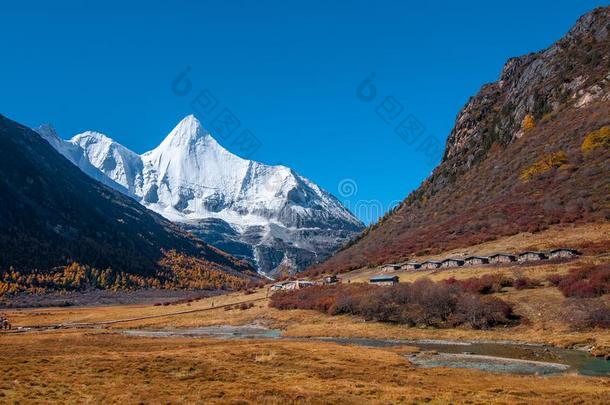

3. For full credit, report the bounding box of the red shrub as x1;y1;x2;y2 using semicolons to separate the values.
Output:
452;294;514;329
546;273;563;286
512;277;540;290
554;263;610;298
270;280;517;329
443;274;512;294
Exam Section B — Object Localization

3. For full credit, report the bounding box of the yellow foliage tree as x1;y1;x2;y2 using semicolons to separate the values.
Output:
519;151;568;183
522;114;535;131
581;126;610;155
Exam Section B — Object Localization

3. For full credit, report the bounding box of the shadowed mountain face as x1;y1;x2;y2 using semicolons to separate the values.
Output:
0;114;252;279
309;6;610;276
38;115;363;276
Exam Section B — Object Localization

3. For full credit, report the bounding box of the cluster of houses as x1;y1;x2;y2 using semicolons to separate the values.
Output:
380;248;581;273
369;248;581;286
267;248;582;291
268;275;340;292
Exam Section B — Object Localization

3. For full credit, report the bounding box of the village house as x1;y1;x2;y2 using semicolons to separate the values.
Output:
323;275;339;284
518;251;548;262
440;258;465;268
420;260;442;270
381;264;401;273
488;253;517;264
464;256;490;266
369;275;399;286
270;280;317;292
401;262;421;271
269;282;289;292
548;248;581;260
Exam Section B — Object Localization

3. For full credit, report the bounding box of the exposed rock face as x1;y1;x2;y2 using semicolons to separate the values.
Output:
38;115;363;276
444;6;610;167
309;6;610;276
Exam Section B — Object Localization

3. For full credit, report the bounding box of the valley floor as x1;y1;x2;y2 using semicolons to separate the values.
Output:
1;329;608;404
1;288;609;403
1;224;609;403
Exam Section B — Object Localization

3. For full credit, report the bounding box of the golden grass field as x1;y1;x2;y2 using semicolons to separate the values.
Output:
1;224;609;403
1;330;609;404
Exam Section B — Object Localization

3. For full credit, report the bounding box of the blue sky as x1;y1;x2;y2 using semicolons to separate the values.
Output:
1;0;605;224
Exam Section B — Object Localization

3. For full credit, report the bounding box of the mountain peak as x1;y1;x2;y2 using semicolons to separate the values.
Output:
41;113;363;275
566;6;610;42
34;123;60;141
71;130;117;147
146;114;231;162
161;114;208;148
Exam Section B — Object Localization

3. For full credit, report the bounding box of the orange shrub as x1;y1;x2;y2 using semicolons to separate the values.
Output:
519;150;568;182
522;114;536;131
581;126;610;154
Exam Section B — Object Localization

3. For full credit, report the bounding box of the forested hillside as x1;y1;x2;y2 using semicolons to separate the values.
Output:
0;114;255;294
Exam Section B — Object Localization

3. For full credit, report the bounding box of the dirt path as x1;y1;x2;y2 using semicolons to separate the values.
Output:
5;296;268;331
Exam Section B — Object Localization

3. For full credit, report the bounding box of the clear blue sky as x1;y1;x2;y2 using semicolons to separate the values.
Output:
1;0;605;224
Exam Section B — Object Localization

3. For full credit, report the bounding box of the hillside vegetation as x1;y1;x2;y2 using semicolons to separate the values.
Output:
308;7;610;276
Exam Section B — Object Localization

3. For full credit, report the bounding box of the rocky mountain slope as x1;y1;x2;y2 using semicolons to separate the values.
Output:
308;6;610;276
39;115;363;276
0;114;254;292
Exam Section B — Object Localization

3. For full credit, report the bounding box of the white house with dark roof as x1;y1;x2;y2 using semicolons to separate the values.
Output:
489;253;517;264
440;258;465;268
464;256;490;266
518;251;548;262
369;275;399;286
401;262;421;271
420;260;442;270
381;264;401;273
548;248;581;260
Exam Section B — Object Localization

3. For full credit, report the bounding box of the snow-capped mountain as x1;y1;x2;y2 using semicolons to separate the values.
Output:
36;115;364;275
35;124;129;194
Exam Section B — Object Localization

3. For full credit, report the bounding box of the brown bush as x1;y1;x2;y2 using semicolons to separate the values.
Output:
512;277;541;290
553;263;610;298
452;294;514;329
270;280;517;330
546;273;564;286
443;274;512;294
560;298;610;330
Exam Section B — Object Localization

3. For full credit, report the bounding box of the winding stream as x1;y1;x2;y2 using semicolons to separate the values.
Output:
122;325;610;377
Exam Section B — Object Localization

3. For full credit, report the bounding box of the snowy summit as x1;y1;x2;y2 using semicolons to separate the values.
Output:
36;115;363;275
